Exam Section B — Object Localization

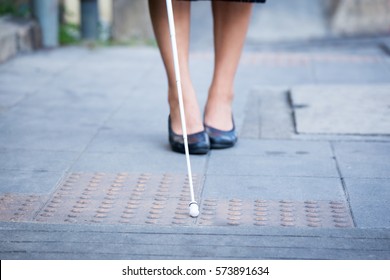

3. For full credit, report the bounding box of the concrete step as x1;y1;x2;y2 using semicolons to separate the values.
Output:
0;16;41;63
0;221;389;259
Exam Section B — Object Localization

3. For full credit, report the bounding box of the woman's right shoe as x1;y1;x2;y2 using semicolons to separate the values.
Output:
204;118;237;149
168;116;210;155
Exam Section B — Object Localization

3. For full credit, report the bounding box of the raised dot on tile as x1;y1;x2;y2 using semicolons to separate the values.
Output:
147;214;160;220
255;216;268;222
173;214;188;220
254;212;268;216
307;217;321;223
308;222;321;227
95;214;107;218
123;209;135;215
102;200;115;205
201;211;214;216
172;220;187;225
121;214;134;219
200;216;213;221
281;222;295;227
228;211;242;217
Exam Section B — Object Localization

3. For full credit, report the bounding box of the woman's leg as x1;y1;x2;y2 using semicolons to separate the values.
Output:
148;0;203;134
204;1;253;130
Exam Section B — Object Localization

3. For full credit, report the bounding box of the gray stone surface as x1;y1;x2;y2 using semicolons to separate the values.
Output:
71;151;208;174
292;85;390;135
0;170;62;194
1;222;389;260
0;16;40;63
331;0;390;36
1;42;390;260
207;153;338;177
240;89;295;139
345;178;390;228
0;149;78;172
312;60;390;84
333;142;390;178
0;126;97;151
203;175;344;201
212;139;333;157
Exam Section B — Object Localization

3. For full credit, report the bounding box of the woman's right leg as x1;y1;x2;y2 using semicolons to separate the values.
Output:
148;0;203;135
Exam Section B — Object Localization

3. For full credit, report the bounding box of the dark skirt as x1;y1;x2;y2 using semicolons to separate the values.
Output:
183;0;266;3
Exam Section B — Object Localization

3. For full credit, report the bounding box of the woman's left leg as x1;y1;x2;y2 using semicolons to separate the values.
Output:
205;1;253;131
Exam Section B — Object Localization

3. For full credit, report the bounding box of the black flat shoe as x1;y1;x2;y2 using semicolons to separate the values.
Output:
168;116;210;154
204;118;237;149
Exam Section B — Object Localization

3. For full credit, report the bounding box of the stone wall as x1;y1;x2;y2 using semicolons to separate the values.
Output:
0;16;41;63
328;0;390;36
111;0;153;42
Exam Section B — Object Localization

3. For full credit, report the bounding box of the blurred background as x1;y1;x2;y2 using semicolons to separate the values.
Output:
1;0;390;62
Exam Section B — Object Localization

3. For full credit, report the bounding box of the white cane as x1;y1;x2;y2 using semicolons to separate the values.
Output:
165;0;199;218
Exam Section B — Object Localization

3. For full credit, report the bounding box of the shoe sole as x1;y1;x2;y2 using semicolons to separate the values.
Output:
171;146;209;155
210;140;237;149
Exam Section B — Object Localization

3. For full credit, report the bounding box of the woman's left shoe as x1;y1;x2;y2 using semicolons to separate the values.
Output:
169;116;210;155
204;119;237;149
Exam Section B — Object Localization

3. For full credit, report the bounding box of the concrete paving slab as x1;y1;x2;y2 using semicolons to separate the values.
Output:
292;85;390;135
313;60;390;84
207;154;338;177
0;90;29;112
333;141;390;157
70;151;208;174
240;89;295;139
0;149;78;172
202;175;344;201
0;170;63;194
238;61;315;86
0;71;49;93
0;94;119;129
333;142;390;178
214;139;333;157
0;126;98;152
85;128;166;154
345;178;390;228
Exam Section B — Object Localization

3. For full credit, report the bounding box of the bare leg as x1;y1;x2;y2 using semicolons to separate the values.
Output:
148;0;203;134
204;1;253;130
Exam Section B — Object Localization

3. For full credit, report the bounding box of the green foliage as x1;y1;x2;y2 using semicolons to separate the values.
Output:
0;0;30;17
59;22;81;45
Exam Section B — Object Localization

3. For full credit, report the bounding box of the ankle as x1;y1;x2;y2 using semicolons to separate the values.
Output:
167;87;204;135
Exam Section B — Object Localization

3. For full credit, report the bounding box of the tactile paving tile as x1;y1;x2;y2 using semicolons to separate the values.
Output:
1;173;354;228
198;198;354;228
0;194;46;222
34;172;203;226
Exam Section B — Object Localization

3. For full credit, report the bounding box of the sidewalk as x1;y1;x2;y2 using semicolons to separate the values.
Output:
0;37;390;259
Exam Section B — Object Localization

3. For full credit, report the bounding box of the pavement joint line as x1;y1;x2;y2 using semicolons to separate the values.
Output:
287;89;299;135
